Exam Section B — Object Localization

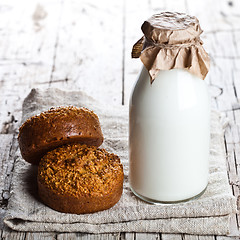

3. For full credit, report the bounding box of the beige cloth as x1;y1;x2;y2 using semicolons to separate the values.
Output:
132;12;210;82
4;88;238;235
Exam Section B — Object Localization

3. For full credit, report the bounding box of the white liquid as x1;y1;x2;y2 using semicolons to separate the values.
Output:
129;67;210;202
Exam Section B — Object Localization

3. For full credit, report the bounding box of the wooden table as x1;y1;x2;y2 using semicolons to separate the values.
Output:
0;0;239;239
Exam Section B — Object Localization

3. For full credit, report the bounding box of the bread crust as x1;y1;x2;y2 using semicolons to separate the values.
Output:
38;178;123;214
37;144;124;214
18;106;104;165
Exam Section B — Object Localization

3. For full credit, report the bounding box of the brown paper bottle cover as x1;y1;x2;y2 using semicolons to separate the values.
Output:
132;12;210;83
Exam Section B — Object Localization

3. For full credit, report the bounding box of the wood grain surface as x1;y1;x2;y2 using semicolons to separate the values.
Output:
0;0;239;239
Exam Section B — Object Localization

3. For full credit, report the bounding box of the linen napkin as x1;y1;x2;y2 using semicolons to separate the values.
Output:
4;88;238;235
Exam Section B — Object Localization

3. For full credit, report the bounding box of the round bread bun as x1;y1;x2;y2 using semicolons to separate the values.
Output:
18;106;104;165
38;144;124;214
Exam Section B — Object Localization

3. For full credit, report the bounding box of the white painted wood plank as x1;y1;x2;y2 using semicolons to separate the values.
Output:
161;233;183;240
25;232;57;240
0;0;63;132
233;69;240;101
1;230;26;240
209;58;237;112
198;237;215;240
216;237;240;240
56;233;77;240
78;233;120;240
49;0;123;105
187;0;240;32
124;233;134;240
0;0;61;74
135;233;160;240
233;31;240;57
0;134;14;199
123;0;150;105
204;31;239;112
183;236;198;240
151;0;186;13
0;134;16;232
211;32;238;58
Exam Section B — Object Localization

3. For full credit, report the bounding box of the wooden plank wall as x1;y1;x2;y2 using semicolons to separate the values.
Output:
0;0;239;239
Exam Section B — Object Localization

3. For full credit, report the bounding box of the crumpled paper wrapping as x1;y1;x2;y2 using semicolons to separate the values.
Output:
132;12;210;82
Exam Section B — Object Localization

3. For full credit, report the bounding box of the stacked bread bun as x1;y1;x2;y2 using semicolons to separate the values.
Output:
18;106;124;214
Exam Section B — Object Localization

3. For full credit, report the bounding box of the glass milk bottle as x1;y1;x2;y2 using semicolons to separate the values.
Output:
129;12;211;203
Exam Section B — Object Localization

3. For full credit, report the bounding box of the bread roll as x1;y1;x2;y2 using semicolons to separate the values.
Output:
38;144;124;214
18;106;103;165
